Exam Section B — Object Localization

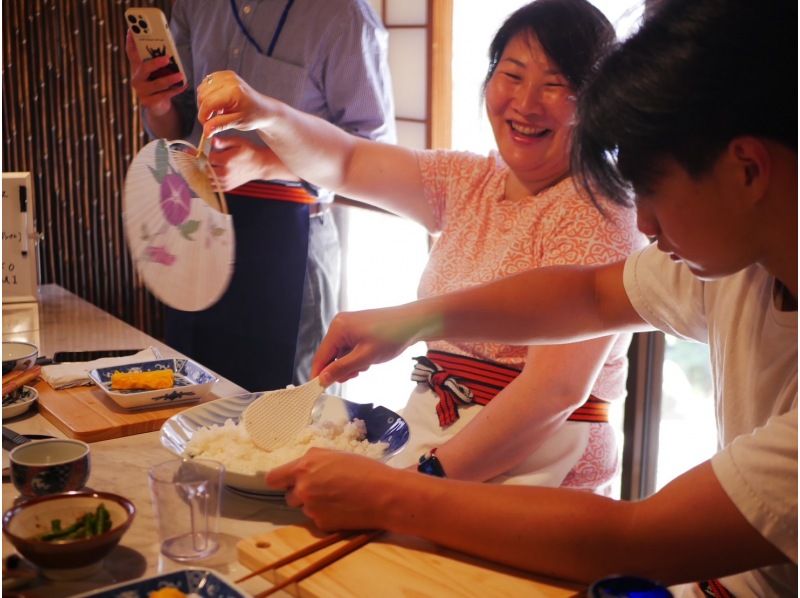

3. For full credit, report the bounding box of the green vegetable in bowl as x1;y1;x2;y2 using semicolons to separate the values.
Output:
35;503;112;542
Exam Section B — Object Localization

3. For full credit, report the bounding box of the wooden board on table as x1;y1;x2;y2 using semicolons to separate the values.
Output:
34;380;218;442
237;524;581;598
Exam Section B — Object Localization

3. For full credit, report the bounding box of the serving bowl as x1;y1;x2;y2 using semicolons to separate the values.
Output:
161;392;409;497
2;342;38;375
89;358;218;410
2;491;136;580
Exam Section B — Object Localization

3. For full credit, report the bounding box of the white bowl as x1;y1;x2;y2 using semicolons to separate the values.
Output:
2;342;38;375
2;386;38;419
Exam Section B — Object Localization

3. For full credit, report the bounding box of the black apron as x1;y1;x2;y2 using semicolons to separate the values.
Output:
165;188;310;392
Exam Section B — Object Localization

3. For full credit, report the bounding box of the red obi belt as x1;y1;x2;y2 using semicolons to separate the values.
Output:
412;350;611;428
230;180;317;204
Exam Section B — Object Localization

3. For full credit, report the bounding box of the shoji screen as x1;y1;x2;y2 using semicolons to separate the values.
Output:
367;0;452;151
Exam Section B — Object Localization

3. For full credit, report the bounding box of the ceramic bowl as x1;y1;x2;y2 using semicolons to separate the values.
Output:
70;568;248;598
2;491;135;579
2;342;38;375
161;392;409;498
2;385;39;419
10;439;91;498
89;358;218;410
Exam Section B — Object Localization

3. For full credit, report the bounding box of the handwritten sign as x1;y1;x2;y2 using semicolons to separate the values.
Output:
2;172;38;303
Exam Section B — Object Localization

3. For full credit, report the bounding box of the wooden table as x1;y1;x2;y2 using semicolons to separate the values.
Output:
2;285;582;597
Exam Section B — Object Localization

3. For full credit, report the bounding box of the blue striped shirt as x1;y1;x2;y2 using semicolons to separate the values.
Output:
165;0;397;199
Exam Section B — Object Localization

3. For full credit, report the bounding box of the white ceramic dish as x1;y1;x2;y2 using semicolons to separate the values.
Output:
88;358;217;410
72;567;248;598
2;386;38;419
2;342;38;375
160;392;409;497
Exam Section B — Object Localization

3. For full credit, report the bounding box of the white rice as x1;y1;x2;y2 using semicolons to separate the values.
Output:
184;418;387;475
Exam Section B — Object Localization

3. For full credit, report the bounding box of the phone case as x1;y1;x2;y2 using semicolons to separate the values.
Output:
125;7;186;83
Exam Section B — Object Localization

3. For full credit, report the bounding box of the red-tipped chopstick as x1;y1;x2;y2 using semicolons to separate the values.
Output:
249;530;383;598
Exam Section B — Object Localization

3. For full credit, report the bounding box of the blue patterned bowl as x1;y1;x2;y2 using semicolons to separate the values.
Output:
9;439;91;498
89;358;218;410
2;342;38;375
70;567;245;597
161;393;409;497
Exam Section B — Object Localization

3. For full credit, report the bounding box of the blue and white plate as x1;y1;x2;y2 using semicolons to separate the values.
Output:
89;358;218;410
71;567;248;598
160;392;409;497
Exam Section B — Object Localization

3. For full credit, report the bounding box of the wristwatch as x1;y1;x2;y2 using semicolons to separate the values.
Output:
417;447;446;477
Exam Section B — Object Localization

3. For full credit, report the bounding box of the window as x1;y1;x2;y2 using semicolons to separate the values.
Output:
657;336;716;490
336;0;440;410
336;208;429;412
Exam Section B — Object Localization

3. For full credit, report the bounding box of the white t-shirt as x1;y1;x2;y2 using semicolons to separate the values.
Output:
624;244;797;597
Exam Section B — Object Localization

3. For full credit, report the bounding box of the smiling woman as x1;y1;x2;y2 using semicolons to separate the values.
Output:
189;0;645;496
484;32;576;195
452;0;643;154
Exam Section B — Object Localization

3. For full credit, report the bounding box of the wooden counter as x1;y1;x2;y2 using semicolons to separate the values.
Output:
2;285;582;597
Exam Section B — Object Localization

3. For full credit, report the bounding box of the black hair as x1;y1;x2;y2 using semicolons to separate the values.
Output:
483;0;616;94
573;0;798;206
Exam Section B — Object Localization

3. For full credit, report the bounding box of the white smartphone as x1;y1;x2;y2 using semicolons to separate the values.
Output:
125;7;186;87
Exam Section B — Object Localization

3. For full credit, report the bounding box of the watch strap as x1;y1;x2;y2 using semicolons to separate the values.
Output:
417;447;446;477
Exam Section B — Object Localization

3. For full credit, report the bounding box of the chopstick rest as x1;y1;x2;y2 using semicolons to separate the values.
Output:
245;530;383;598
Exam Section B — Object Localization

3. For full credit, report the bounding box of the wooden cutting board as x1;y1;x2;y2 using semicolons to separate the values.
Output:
237;524;582;597
34;380;219;442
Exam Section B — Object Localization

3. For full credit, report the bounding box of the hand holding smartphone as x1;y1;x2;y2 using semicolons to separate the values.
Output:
125;7;186;88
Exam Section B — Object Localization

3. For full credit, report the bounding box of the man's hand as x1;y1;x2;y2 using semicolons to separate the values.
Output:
266;448;398;532
207;136;298;191
125;30;186;116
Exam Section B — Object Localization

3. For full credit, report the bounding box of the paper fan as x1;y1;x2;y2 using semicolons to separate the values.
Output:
123;139;235;312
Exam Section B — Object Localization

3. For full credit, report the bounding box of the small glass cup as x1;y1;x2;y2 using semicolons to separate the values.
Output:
148;458;224;562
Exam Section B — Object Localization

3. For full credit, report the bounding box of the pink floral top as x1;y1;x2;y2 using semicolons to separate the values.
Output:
416;149;646;401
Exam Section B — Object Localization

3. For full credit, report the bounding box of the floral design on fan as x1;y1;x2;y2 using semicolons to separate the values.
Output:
145;245;177;266
138;139;225;266
161;173;192;225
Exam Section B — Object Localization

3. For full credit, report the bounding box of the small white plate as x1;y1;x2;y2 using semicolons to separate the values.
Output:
2;386;38;419
88;358;218;410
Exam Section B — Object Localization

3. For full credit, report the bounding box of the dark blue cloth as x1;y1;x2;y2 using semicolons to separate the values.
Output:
165;193;309;392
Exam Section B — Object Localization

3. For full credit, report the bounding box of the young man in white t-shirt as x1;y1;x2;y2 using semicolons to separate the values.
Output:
264;0;797;594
